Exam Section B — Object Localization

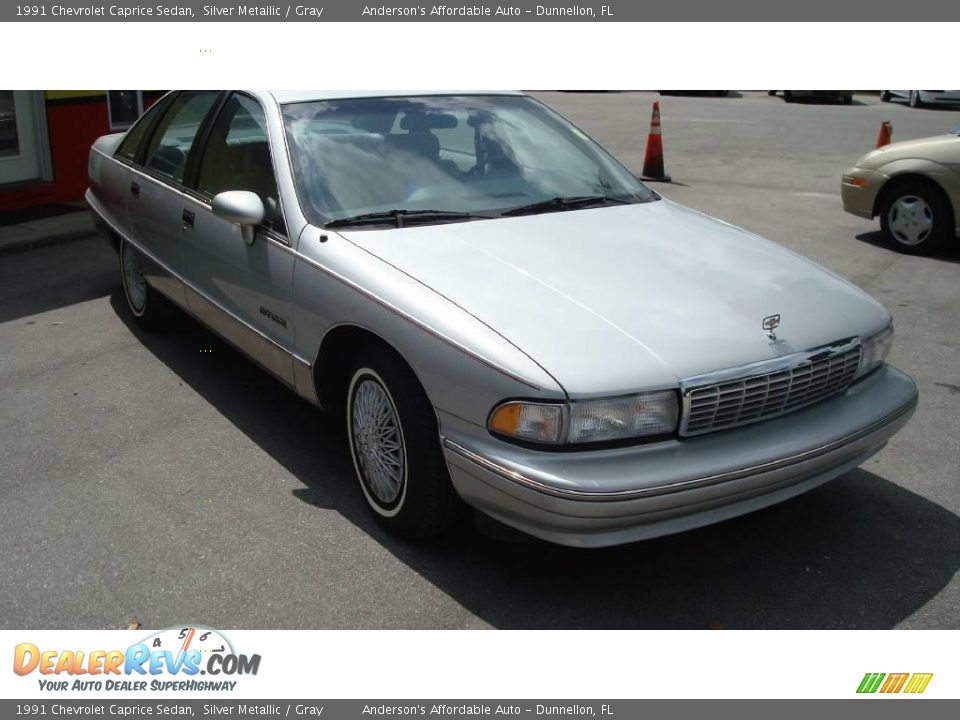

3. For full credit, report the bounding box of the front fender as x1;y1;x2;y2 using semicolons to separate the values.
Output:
874;158;960;228
291;225;566;426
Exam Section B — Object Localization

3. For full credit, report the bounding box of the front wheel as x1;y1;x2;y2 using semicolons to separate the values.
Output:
346;347;463;539
880;90;892;102
120;240;170;329
879;180;953;255
908;91;923;108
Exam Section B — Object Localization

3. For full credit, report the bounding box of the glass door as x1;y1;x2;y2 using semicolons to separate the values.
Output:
0;91;49;186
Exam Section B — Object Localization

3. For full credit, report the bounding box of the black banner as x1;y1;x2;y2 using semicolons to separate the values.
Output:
3;700;959;718
3;0;959;22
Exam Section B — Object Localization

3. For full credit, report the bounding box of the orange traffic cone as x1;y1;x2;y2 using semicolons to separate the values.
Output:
876;120;892;148
641;101;671;182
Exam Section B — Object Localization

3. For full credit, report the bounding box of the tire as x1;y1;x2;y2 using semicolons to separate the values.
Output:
783;91;795;103
880;90;892;102
909;91;923;108
119;239;170;329
345;345;463;539
768;90;777;96
879;179;954;255
842;94;853;105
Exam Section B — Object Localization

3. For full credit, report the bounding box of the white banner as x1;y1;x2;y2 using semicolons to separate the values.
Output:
2;629;955;699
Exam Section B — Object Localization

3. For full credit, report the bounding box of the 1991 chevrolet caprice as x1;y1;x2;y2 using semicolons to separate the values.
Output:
86;91;918;547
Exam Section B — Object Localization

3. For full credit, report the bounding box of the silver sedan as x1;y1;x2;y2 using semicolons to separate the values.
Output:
86;91;918;547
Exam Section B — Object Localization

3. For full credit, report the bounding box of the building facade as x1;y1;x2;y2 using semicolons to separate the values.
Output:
0;90;164;212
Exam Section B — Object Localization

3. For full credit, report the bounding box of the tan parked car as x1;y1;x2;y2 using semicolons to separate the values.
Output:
842;126;960;255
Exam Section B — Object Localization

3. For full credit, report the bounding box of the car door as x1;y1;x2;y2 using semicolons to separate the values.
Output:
125;91;222;283
100;93;172;238
180;92;296;386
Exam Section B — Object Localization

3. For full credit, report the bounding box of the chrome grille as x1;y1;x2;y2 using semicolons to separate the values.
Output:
680;341;862;437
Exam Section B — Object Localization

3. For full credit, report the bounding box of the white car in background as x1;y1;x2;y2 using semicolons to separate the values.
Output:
881;91;960;108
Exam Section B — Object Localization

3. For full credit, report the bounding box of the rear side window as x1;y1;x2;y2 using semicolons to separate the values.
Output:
196;94;282;230
115;94;170;162
142;91;220;183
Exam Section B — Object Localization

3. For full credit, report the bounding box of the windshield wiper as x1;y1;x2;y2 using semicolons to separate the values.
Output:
324;209;491;229
500;195;634;217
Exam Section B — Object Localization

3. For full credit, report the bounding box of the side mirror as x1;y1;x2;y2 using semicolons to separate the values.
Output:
212;191;264;245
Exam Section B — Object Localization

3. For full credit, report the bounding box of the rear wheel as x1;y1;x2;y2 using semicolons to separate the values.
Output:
346;346;463;539
879;179;953;255
880;90;892;102
908;91;923;108
120;240;170;329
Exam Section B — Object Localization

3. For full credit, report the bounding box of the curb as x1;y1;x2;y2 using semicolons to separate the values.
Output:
0;211;96;256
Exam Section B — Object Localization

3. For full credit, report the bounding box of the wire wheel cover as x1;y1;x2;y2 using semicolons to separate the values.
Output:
122;244;147;311
351;378;405;506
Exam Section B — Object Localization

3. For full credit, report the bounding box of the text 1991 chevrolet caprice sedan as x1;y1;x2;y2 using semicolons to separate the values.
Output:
86;91;918;547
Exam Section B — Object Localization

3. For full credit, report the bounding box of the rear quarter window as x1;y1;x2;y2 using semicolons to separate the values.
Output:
115;94;171;162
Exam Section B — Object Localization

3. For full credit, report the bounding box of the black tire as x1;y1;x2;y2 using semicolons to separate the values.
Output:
879;179;954;256
842;94;853;105
909;91;923;108
119;240;171;330
768;90;777;96
880;90;892;102
783;91;795;103
345;344;463;539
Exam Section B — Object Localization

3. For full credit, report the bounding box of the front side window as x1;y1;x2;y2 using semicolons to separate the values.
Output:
195;93;281;229
142;91;220;183
282;94;656;227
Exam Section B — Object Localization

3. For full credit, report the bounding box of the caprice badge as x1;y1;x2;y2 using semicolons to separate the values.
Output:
762;314;781;340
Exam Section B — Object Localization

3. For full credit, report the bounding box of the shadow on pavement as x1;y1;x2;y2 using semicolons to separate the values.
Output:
0;236;116;324
855;231;960;263
110;291;960;629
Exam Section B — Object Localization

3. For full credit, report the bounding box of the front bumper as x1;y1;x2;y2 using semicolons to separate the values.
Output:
841;167;887;219
441;365;918;547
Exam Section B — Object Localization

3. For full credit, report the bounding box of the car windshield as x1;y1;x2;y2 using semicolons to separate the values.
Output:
281;94;657;227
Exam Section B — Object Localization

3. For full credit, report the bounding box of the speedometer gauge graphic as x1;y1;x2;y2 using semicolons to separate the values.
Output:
140;626;234;658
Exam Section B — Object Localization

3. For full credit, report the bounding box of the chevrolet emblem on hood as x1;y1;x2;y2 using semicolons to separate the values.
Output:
763;314;781;340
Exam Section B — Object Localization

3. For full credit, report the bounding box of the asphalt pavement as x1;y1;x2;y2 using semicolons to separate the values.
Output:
1;91;957;629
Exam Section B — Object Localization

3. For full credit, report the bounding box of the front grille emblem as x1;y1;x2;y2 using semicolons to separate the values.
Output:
762;314;781;340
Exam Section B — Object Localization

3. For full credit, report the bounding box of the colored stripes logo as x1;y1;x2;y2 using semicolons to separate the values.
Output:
857;672;933;694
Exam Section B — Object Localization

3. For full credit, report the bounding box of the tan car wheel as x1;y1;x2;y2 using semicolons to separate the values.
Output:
880;180;953;256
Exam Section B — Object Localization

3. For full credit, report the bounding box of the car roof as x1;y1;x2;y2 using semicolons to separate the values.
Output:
268;90;525;105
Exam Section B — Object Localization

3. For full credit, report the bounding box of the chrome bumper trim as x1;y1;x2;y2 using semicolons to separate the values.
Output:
442;392;917;502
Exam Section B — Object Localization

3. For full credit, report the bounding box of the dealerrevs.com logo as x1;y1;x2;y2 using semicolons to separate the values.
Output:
13;626;261;692
857;673;933;695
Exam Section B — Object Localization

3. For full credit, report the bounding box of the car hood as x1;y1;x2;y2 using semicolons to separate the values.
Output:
860;133;960;167
340;200;890;396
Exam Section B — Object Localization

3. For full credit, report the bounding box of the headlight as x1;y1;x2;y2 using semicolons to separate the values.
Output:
856;323;894;379
488;390;678;446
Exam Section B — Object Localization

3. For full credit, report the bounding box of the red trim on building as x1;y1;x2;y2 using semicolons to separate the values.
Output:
0;92;163;213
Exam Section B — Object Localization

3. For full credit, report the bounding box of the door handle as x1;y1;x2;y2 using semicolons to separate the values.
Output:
182;209;195;229
129;181;140;198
